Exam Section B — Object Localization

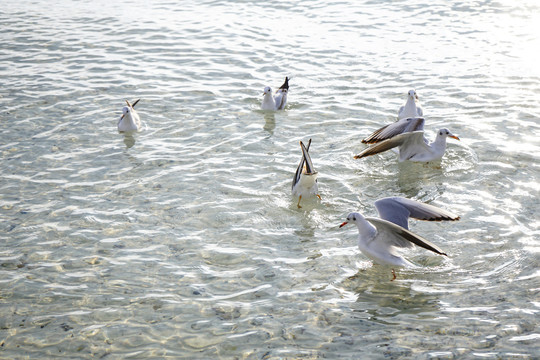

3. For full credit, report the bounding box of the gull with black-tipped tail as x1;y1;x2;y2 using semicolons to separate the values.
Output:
261;77;289;111
339;197;459;280
118;99;141;132
355;128;460;163
292;139;321;208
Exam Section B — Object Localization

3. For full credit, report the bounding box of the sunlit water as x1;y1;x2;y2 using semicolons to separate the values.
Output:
1;0;539;358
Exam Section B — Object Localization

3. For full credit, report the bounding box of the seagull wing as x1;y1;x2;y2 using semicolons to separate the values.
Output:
398;106;405;119
367;217;448;255
274;91;287;110
362;117;425;144
396;131;432;162
374;197;460;230
355;131;420;159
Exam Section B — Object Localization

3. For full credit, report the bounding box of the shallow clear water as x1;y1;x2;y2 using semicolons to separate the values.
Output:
1;0;539;358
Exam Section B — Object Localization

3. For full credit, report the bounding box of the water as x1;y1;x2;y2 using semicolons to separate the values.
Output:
1;0;539;358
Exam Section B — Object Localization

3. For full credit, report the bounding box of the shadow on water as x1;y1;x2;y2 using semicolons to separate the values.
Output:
263;112;276;135
122;133;136;148
396;161;444;196
340;267;442;322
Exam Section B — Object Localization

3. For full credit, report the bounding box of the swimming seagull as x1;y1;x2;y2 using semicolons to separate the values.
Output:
118;99;141;132
339;196;459;280
354;128;460;162
362;117;425;144
292;139;321;208
398;89;423;119
261;77;289;111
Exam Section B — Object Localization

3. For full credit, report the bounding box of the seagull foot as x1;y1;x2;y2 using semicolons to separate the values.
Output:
391;269;397;281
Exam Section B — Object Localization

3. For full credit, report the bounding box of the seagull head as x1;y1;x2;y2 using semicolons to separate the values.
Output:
437;128;460;141
339;212;365;228
120;105;131;120
263;86;272;96
408;89;418;100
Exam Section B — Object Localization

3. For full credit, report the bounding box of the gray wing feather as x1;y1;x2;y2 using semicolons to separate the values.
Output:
367;217;448;256
362;117;425;144
354;132;415;159
374;197;460;230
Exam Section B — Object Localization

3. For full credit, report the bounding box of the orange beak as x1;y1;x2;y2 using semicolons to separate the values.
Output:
339;221;348;228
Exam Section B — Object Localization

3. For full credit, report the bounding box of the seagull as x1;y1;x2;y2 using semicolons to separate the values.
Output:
118;99;141;132
398;89;423;119
354;128;460;162
362;117;425;144
292;139;321;208
339;196;459;280
261;77;289;111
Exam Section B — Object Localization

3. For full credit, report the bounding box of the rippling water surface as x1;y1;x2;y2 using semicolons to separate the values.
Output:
1;0;540;358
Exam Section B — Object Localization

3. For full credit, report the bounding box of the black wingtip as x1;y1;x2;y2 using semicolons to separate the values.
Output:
424;215;461;222
279;77;289;91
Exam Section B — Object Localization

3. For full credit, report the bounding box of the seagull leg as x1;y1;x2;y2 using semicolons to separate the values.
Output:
391;269;397;281
316;194;322;200
297;195;302;209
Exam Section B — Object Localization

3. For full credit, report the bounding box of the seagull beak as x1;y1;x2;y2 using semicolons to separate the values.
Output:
449;135;460;141
339;221;348;228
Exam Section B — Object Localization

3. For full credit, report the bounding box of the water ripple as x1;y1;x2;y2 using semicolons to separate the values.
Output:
1;0;540;358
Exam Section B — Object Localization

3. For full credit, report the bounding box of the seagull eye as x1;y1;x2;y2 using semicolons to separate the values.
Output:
439;131;443;135
352;216;356;221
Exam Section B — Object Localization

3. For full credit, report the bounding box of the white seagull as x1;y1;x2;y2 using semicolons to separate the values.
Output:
292;139;321;208
339;196;459;280
261;77;289;111
354;128;460;162
398;89;423;119
118;99;141;132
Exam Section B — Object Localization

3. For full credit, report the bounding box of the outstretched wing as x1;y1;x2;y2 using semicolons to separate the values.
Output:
355;131;424;159
362;117;425;144
374;197;460;230
367;217;448;256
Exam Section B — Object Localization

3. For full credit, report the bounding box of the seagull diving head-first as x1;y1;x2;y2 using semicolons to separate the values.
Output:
292;139;321;208
118;99;141;132
339;196;459;280
261;77;289;111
